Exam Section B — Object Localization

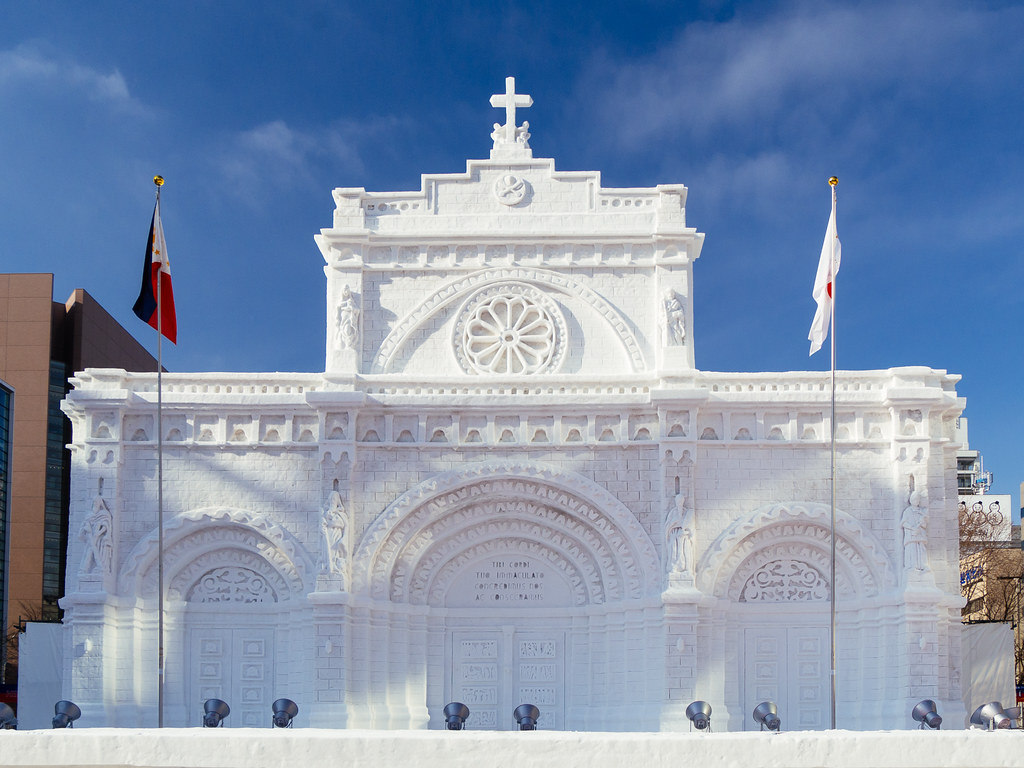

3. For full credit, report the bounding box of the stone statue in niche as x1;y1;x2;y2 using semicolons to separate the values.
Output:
80;488;113;577
664;289;685;345
336;285;359;350
901;490;929;572
665;491;694;575
319;489;349;579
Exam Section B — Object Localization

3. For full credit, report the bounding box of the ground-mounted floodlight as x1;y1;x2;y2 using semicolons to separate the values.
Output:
271;698;298;728
203;699;231;728
970;702;1011;730
911;700;942;730
0;703;17;729
685;700;712;731
514;704;540;731
52;700;81;729
444;702;470;730
752;701;781;732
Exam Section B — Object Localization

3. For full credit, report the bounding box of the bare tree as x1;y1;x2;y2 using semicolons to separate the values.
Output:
959;500;1024;687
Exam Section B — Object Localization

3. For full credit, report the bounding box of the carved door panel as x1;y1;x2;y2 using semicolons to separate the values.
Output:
451;632;502;729
743;626;828;731
450;629;564;730
189;627;275;728
515;633;563;730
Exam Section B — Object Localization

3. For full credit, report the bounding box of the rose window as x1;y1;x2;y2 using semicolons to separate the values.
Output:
454;284;566;375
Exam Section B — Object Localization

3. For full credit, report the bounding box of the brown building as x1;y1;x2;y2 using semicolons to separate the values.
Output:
0;274;156;689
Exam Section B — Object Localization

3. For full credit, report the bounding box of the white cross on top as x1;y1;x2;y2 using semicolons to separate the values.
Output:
490;76;532;143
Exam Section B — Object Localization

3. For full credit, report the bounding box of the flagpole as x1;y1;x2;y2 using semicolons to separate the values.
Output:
153;174;166;729
828;175;838;730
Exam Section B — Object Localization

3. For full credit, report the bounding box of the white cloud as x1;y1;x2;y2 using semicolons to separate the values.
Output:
216;115;405;205
581;3;1023;149
0;43;143;112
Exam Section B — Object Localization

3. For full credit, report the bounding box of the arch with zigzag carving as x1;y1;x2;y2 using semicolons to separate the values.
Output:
697;502;896;600
353;461;661;605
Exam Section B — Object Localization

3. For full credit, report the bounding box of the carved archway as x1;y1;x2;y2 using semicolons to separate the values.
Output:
697;502;896;600
118;507;315;601
353;461;661;605
371;268;647;374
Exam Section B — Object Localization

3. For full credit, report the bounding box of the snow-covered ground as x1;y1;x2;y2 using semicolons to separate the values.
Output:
2;728;1021;768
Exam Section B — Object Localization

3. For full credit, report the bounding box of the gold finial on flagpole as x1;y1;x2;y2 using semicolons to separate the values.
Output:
828;176;838;186
154;175;165;187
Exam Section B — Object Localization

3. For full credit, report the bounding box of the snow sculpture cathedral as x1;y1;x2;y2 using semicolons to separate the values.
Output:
61;79;966;731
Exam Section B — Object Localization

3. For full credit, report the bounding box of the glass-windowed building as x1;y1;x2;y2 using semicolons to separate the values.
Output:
0;274;155;692
0;380;12;654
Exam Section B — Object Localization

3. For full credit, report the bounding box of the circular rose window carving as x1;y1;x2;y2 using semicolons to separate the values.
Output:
454;283;566;375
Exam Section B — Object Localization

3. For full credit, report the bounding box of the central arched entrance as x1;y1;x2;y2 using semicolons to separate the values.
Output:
352;461;663;731
442;547;577;729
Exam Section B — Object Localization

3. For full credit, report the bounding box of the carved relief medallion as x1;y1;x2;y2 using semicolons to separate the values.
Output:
494;174;528;206
454;283;566;375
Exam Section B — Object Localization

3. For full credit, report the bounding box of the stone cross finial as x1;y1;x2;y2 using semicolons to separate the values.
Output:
490;76;532;144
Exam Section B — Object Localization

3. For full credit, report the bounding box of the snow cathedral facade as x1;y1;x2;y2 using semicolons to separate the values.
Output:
60;79;966;731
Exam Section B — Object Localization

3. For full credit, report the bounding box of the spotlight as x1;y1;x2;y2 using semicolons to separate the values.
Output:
514;703;540;731
203;699;230;728
444;702;470;730
685;700;712;731
52;700;81;729
271;698;298;728
753;701;781;732
0;703;16;729
911;700;942;730
970;702;1011;730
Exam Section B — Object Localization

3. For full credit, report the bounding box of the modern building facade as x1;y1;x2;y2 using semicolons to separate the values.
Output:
0;273;155;687
60;81;968;731
954;418;992;495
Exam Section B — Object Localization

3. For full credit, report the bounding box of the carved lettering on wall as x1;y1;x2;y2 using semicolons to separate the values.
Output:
398;503;616;599
360;464;662;604
436;541;583;607
467;558;549;604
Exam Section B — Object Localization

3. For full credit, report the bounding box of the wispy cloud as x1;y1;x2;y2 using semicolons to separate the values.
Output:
0;43;147;114
581;3;1022;149
215;115;407;205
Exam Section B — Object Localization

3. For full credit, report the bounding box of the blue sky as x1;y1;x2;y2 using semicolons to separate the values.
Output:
2;1;1022;511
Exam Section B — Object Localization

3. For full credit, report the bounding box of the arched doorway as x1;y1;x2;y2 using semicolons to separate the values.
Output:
698;502;896;731
119;507;314;727
353;461;663;731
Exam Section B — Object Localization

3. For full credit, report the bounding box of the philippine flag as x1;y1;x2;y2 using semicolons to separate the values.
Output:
132;198;177;344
